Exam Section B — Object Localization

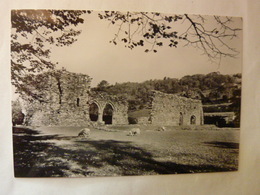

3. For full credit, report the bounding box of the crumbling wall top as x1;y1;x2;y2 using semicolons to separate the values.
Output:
150;90;202;104
90;91;128;105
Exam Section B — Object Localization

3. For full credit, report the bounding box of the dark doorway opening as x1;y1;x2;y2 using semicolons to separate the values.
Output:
77;98;80;107
103;104;113;124
190;115;196;125
179;112;183;125
89;103;99;121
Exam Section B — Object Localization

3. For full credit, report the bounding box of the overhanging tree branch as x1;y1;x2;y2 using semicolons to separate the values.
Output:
97;11;241;63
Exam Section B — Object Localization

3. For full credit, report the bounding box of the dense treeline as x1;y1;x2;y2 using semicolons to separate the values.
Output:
92;72;241;111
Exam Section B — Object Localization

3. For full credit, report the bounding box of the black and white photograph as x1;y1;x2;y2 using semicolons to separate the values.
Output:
11;9;242;177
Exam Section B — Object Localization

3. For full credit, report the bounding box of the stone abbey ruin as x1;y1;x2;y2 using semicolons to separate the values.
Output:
148;91;203;126
21;70;128;126
19;70;203;127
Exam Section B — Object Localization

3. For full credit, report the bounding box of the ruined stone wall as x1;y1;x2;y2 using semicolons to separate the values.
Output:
22;70;129;126
149;91;204;126
23;70;92;126
137;117;150;124
88;92;128;125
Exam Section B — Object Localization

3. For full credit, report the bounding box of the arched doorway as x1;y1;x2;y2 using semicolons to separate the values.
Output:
179;112;183;125
190;115;196;125
89;103;99;121
102;104;113;124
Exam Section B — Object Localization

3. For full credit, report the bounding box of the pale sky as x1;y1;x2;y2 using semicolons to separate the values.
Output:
50;11;242;87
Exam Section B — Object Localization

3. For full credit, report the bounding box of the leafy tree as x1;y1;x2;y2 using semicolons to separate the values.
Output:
95;80;110;91
11;10;87;99
209;90;221;101
12;100;25;125
98;73;241;110
11;10;241;104
97;11;241;62
16;70;64;103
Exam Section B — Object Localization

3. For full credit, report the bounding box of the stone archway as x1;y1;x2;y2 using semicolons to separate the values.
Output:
89;102;99;122
102;103;113;124
190;115;196;125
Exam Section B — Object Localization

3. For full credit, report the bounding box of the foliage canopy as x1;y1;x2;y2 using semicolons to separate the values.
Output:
11;10;241;101
11;10;87;98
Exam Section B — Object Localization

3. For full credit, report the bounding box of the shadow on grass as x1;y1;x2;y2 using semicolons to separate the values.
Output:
204;141;239;149
13;127;238;177
75;139;237;176
13;127;71;177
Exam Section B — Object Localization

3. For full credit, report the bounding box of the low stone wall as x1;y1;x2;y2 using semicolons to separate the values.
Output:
23;101;91;127
27;110;90;126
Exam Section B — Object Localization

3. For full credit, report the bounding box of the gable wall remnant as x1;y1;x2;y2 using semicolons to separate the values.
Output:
149;91;204;126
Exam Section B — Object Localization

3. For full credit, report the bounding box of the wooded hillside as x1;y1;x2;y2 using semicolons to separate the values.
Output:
92;72;241;111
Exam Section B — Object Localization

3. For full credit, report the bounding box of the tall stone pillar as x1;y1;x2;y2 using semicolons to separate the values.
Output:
98;110;103;123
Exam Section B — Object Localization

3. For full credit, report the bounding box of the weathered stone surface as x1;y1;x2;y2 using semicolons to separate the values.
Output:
137;117;150;124
88;92;128;125
20;71;203;127
148;91;204;126
22;70;91;126
22;70;128;126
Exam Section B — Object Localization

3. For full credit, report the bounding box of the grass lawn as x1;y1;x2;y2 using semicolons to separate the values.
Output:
13;125;239;177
